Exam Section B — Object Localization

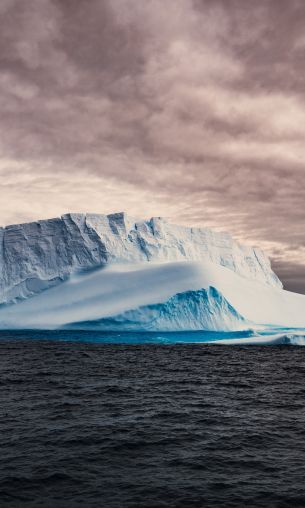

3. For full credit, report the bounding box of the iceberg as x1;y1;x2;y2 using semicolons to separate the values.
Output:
0;212;304;332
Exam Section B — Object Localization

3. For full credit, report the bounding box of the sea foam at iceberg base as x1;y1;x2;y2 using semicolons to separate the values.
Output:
0;212;305;343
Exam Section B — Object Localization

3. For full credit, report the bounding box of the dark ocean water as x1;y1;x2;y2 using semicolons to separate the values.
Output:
1;335;305;507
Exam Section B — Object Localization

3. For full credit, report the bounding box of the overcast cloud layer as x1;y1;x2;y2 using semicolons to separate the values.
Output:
0;0;304;292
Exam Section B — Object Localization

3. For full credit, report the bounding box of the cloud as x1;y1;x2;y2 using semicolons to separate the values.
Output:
0;0;305;291
271;259;305;294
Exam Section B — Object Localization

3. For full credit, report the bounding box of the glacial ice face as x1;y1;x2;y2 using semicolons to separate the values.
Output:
0;212;281;305
64;287;248;332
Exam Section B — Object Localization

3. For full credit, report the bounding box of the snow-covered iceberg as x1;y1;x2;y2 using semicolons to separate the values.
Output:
0;212;304;331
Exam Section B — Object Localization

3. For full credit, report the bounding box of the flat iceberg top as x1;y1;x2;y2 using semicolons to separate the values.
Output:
0;211;281;305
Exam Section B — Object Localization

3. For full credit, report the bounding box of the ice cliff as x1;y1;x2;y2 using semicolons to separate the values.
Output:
0;212;281;305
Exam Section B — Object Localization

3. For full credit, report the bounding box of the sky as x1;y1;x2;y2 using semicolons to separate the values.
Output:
0;0;304;293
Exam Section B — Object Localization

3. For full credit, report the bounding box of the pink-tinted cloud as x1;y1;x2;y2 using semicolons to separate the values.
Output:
0;0;304;291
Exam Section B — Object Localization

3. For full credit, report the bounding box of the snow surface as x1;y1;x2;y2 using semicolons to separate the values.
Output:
0;259;304;330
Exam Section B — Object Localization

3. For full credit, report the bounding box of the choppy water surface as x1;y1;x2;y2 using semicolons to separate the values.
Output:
1;337;305;507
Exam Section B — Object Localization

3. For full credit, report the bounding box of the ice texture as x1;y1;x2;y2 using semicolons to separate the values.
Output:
65;287;248;332
0;212;281;305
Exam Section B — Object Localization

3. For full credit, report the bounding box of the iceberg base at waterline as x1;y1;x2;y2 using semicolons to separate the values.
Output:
205;330;305;346
0;327;305;346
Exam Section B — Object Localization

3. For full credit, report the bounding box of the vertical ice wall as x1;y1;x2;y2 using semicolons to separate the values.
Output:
0;212;281;304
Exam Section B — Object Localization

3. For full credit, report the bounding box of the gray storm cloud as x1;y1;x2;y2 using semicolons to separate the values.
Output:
0;0;304;292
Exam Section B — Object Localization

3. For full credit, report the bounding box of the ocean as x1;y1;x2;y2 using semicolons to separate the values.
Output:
1;332;305;507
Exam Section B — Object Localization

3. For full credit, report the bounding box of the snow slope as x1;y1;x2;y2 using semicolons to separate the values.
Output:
0;259;304;330
64;287;248;332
